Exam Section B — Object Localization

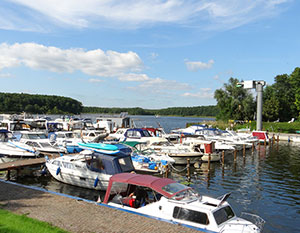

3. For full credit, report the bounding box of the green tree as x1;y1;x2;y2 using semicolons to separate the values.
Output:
289;67;300;117
214;77;255;121
263;85;280;121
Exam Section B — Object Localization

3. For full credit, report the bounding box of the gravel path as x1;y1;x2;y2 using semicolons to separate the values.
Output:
0;179;203;233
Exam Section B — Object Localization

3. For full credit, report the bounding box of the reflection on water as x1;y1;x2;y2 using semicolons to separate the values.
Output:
3;143;300;232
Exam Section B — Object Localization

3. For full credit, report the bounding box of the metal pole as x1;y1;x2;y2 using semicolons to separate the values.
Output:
256;82;263;131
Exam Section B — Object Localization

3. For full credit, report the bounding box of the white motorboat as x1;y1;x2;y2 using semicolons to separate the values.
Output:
178;136;221;162
171;124;207;135
49;131;83;153
108;128;153;144
195;128;247;151
121;141;175;173
146;138;202;165
0;129;38;158
103;173;265;233
45;145;135;190
77;129;109;142
15;131;66;154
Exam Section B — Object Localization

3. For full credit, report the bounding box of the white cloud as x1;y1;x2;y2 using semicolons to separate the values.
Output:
185;59;214;71
150;52;159;59
182;88;214;99
88;78;104;83
0;0;291;31
129;77;190;94
118;73;150;82
0;42;143;77
0;72;12;78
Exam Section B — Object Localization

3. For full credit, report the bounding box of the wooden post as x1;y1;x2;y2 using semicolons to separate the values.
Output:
164;164;168;178
207;154;211;171
252;142;255;152
277;135;279;143
6;170;10;180
186;159;190;179
222;150;225;166
243;144;246;157
234;149;237;162
272;134;275;146
264;138;267;147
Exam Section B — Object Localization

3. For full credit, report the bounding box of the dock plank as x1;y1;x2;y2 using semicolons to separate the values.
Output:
0;154;60;171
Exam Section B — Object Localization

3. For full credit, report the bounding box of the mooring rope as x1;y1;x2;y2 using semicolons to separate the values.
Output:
168;163;188;173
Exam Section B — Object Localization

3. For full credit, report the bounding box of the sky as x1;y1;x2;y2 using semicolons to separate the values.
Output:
0;0;299;109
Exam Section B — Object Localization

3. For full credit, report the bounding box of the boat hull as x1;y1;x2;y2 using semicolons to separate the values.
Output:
46;163;111;190
167;153;202;165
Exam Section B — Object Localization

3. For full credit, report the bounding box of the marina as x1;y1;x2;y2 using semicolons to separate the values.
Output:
0;115;300;233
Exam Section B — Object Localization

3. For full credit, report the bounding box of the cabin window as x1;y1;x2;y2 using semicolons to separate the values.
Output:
52;161;61;166
40;142;51;148
26;141;40;147
62;162;74;169
213;206;235;225
127;130;138;137
173;207;209;225
87;158;104;171
142;130;151;137
118;157;134;172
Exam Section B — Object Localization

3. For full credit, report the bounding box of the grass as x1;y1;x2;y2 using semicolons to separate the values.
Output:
0;208;69;233
187;120;300;134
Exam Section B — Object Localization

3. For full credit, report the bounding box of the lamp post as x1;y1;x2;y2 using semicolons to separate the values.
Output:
237;80;266;131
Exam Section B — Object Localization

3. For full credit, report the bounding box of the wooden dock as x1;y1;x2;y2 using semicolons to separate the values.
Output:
0;154;60;172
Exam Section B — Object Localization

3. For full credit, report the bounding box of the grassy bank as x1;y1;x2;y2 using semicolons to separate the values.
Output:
188;121;300;134
0;208;69;233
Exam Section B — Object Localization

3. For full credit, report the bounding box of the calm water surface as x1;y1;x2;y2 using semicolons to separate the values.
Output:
5;115;300;233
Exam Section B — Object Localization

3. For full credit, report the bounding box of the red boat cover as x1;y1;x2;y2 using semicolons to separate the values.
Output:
252;131;268;140
103;173;177;203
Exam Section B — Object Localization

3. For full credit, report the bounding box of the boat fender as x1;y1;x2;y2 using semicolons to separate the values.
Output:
161;160;168;166
56;167;61;175
94;177;99;187
60;153;64;157
148;162;157;170
40;165;47;175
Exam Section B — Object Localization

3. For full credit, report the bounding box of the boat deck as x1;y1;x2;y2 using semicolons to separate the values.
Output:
0;179;204;233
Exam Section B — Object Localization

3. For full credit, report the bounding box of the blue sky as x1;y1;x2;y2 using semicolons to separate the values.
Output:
0;0;299;109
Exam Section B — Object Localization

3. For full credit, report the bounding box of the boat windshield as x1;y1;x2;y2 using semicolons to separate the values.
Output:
118;156;135;172
162;183;200;201
213;205;235;225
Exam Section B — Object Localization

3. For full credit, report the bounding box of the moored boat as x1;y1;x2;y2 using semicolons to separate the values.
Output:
103;173;265;233
45;149;135;190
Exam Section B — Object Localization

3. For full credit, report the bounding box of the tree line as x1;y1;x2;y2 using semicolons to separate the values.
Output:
82;105;218;117
214;67;300;122
0;92;83;114
0;92;218;117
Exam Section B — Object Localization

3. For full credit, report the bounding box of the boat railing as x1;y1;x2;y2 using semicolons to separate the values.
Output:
219;212;265;233
240;212;265;231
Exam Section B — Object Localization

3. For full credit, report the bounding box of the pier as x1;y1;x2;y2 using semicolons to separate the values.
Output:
0;179;202;233
0;154;61;179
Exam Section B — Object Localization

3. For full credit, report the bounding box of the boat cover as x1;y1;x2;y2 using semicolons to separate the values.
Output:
103;173;176;203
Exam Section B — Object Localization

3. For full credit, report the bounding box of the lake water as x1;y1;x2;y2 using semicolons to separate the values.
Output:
4;115;300;233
